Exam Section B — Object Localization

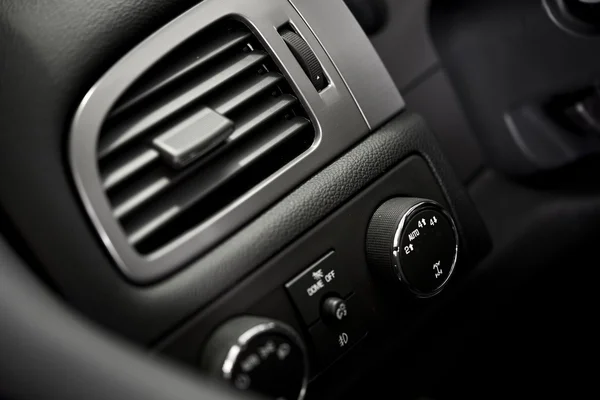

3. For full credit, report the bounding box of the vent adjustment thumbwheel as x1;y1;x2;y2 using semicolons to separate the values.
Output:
281;29;327;91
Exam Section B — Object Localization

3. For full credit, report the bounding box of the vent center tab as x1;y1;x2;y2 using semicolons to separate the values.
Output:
153;107;235;169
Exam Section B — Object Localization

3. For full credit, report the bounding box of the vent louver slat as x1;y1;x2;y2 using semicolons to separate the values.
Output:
126;117;311;248
100;71;284;191
211;72;284;114
98;51;268;159
102;149;160;191
109;93;300;221
110;29;253;118
97;20;315;256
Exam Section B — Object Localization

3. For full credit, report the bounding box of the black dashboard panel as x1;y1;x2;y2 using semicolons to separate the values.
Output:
156;154;489;396
3;0;600;399
1;0;491;343
0;1;494;400
369;0;437;92
370;0;484;183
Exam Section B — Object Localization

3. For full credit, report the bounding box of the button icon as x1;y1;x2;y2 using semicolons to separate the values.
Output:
240;353;261;373
258;340;276;360
277;343;291;360
433;261;442;279
338;332;349;347
311;269;324;281
335;303;348;320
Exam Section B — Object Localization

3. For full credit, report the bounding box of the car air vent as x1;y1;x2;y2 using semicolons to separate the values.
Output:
97;20;315;255
71;0;400;282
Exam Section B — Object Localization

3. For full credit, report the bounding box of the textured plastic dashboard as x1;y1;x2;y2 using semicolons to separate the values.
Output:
0;0;487;349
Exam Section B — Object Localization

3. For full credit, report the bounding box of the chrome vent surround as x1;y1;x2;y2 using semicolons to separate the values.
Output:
70;0;403;283
98;20;315;256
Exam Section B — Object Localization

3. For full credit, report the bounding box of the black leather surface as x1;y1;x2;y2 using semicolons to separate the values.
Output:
0;0;489;346
0;235;252;400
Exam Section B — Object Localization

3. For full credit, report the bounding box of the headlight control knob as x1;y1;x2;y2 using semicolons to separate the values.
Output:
366;198;459;297
200;316;308;400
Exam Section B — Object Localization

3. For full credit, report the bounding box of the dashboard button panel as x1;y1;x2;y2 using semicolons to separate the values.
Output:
154;155;490;398
285;251;354;326
308;294;369;369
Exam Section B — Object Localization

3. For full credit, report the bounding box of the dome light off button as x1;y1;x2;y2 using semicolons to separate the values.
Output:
285;251;353;326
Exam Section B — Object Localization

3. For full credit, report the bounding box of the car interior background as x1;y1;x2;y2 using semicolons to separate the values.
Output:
0;0;598;399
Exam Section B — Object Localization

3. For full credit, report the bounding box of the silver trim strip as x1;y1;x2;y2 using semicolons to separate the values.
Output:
289;0;405;129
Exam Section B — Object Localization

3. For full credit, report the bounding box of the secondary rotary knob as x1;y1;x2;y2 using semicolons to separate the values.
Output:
366;198;459;297
200;316;308;400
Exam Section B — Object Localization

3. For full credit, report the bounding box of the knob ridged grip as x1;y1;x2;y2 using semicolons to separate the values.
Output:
367;198;422;280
